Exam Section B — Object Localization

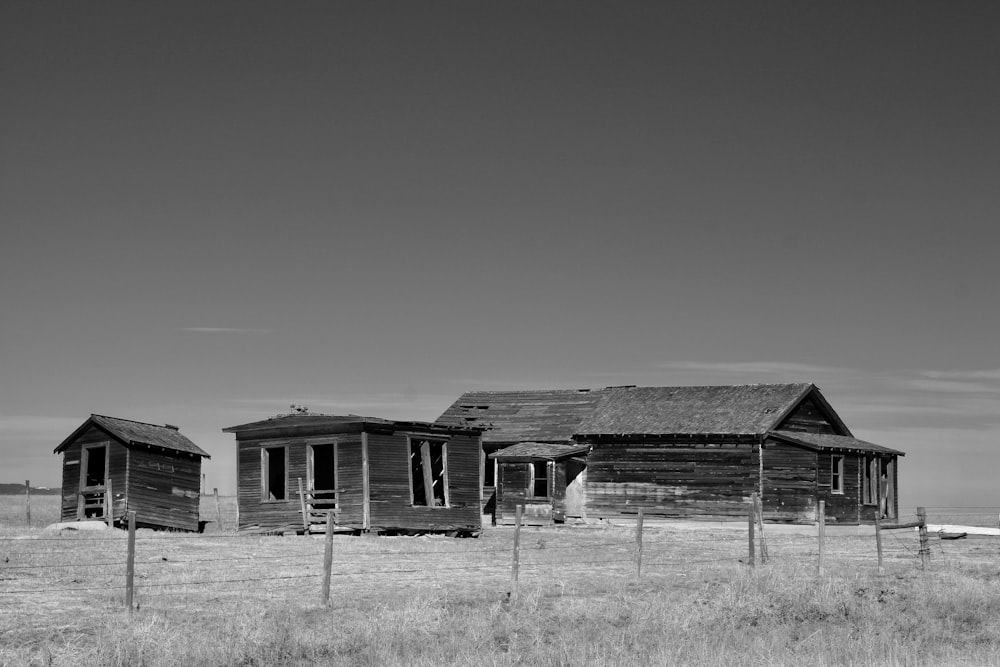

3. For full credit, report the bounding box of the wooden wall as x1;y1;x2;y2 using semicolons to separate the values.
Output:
495;462;554;526
58;426;128;522
126;446;202;531
366;432;481;532
584;439;759;521
234;428;481;533
777;397;839;434
760;440;818;523
816;451;861;524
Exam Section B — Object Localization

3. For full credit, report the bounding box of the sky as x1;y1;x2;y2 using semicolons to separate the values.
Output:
1;2;998;506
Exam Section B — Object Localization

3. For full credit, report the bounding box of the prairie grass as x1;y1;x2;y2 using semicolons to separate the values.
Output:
2;496;1000;666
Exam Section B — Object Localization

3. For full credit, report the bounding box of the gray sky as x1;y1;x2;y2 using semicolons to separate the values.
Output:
2;2;998;504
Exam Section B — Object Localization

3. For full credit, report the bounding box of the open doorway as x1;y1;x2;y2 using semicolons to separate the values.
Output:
306;443;338;532
80;445;108;519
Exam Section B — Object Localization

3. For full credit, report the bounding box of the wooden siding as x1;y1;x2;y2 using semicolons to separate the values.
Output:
816;452;861;524
496;462;552;526
126;446;201;531
59;426;128;522
584;440;758;520
777;397;839;434
761;440;818;523
233;427;481;533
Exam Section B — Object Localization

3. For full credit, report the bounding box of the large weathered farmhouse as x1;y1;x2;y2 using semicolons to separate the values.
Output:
54;415;210;531
223;411;483;534
437;384;902;526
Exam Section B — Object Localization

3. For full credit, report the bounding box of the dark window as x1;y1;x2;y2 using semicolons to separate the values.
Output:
262;446;287;501
410;438;449;507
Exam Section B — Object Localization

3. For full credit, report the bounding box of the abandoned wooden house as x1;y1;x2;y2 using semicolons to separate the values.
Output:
222;410;483;535
53;415;210;531
438;384;903;526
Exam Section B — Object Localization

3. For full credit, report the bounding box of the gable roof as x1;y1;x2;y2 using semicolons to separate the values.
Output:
434;388;607;444
54;415;210;458
489;441;592;461
770;431;905;456
577;384;815;436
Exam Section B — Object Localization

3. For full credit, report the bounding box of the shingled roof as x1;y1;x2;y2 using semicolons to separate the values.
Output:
489;441;592;461
436;383;863;441
54;415;210;458
435;388;607;444
770;431;905;456
577;384;815;435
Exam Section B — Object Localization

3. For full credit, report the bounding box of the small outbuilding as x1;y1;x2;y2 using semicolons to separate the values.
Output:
223;410;483;535
54;415;210;531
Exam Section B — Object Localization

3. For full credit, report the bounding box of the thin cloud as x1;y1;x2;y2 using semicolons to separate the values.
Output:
180;327;271;334
921;369;1000;381
657;361;848;378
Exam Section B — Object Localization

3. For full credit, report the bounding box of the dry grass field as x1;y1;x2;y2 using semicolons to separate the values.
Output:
3;494;1000;666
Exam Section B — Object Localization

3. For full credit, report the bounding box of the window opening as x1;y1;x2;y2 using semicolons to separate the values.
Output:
410;438;448;507
528;461;548;498
831;455;844;494
262;446;287;501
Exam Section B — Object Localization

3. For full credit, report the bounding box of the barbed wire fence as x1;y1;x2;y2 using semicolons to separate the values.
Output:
4;496;992;626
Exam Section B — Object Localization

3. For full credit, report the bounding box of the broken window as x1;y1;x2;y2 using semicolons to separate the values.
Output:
831;455;844;494
527;461;548;498
410;438;448;507
262;446;287;501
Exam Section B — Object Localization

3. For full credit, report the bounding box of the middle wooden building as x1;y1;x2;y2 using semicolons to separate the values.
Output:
223;410;482;534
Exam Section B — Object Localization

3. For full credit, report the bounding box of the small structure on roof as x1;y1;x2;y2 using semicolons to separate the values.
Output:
223;408;483;535
439;383;903;526
54;415;210;531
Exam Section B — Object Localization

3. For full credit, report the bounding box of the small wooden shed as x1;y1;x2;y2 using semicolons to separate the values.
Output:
490;442;590;526
53;415;210;531
223;411;483;535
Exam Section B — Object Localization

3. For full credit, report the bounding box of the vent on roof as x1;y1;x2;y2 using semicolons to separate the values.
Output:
604;385;636;389
763;407;778;414
163;424;179;431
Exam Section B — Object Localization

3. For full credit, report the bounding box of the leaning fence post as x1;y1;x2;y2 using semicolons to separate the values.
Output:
635;508;644;580
24;480;30;528
874;515;884;575
747;494;756;567
917;507;929;569
817;500;826;575
298;478;309;534
125;511;136;613
510;505;523;601
322;510;334;606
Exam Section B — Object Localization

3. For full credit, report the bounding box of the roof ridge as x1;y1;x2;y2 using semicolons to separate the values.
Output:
91;414;177;430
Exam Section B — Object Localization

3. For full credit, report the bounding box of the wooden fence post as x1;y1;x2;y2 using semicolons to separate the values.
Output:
510;505;523;601
747;494;756;567
298;478;309;534
635;508;644;580
755;493;768;564
105;478;114;527
213;488;223;531
917;507;929;569
125;511;136;613
874;515;884;575
322;510;334;606
817;500;825;575
24;480;30;528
